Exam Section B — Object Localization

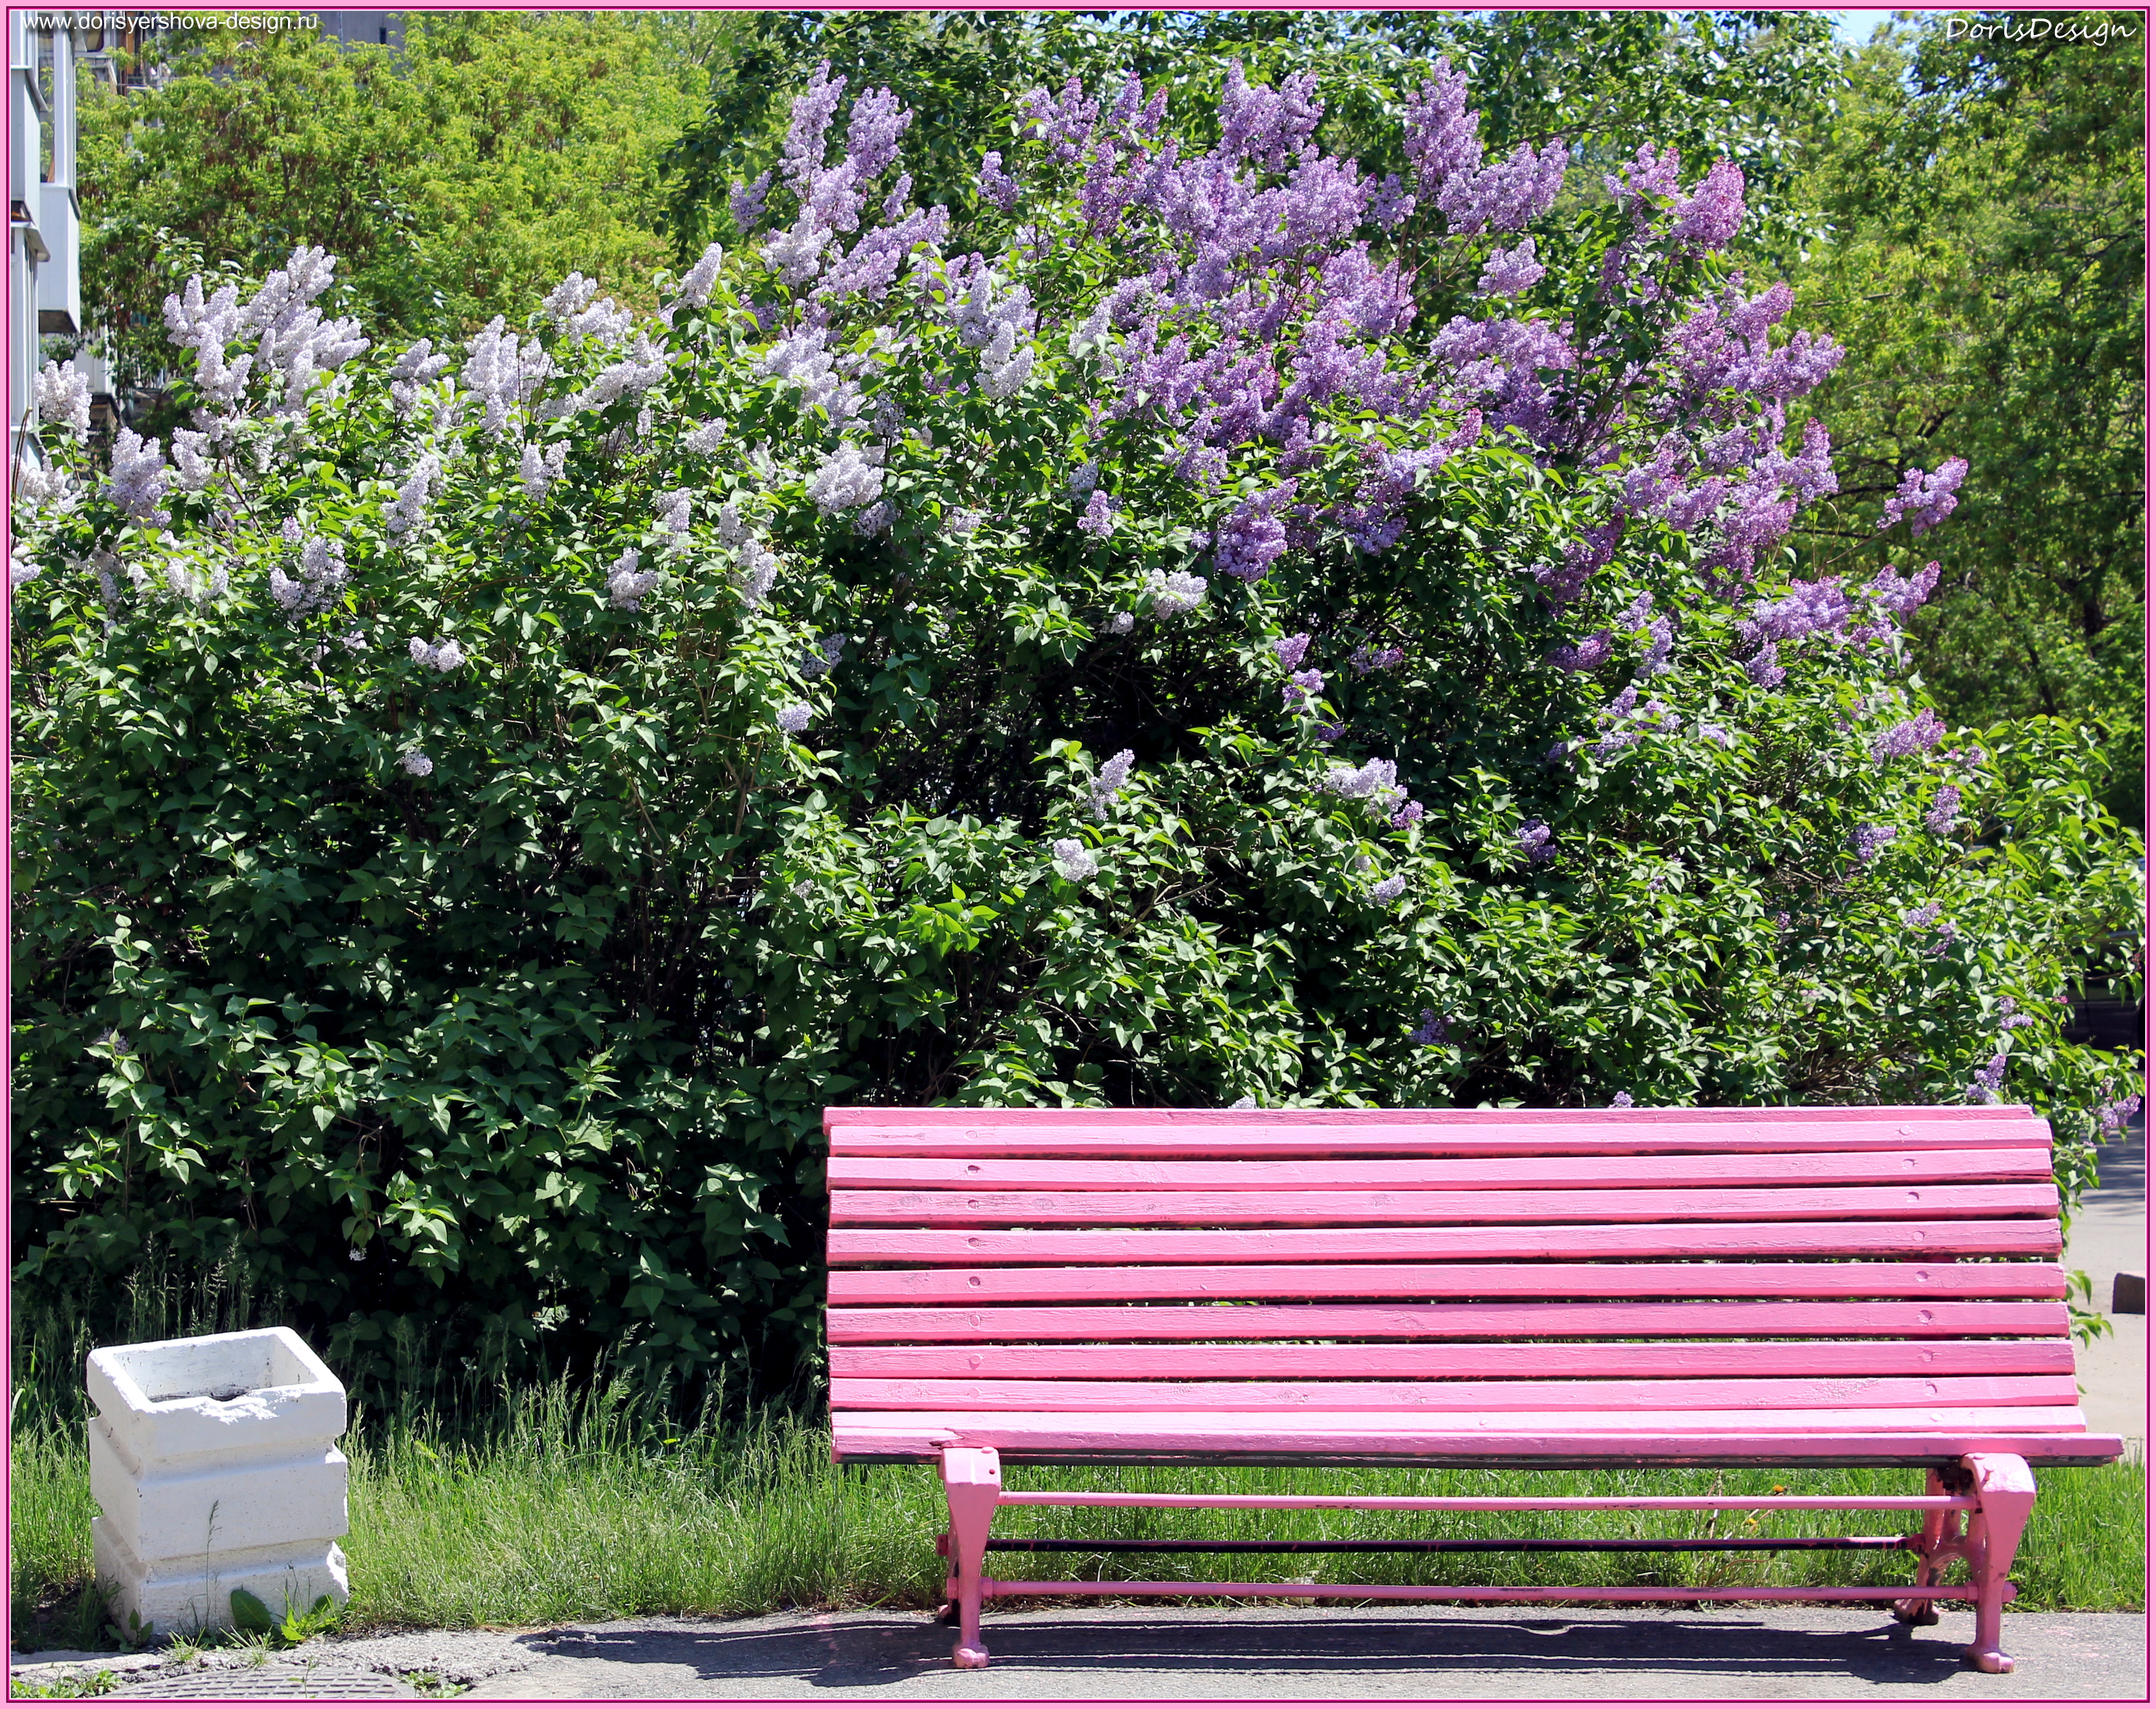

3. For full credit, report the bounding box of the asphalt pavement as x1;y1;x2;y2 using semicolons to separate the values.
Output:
18;1606;2144;1702
308;1605;2154;1699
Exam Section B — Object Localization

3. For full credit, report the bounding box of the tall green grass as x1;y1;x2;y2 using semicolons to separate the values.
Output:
12;1374;2143;1639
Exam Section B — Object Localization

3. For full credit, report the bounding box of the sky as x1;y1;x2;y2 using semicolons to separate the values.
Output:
1831;11;1901;49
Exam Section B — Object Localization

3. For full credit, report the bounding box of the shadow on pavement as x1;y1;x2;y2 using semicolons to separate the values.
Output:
514;1609;1988;1691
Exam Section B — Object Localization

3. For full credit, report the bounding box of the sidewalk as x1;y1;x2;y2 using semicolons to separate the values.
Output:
18;1607;2144;1701
261;1606;2156;1699
2063;1120;2148;1452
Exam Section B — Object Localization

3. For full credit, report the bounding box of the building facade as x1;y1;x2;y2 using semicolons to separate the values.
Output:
9;14;130;465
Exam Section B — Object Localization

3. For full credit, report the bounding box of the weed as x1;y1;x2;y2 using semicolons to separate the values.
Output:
8;1667;119;1699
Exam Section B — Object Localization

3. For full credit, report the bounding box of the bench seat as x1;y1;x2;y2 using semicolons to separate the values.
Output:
823;1104;2122;1675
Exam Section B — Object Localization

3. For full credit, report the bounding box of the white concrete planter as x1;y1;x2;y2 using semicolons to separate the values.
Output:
87;1327;349;1635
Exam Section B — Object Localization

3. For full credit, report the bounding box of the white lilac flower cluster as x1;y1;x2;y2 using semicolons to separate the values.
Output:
269;535;348;616
462;318;553;438
715;503;781;606
162;246;369;426
806;442;884;515
763;326;867;422
1051;837;1098;881
1144;569;1207;616
1088;749;1133;819
398;748;435;777
106;429;172;526
566;331;669;418
672;242;726;314
385;453;440;537
656;489;694;553
1321;757;1406;821
389;339;453;417
408;636;465;673
606;547;661;612
776;703;813;735
36;359;90;441
951;267;1035;400
543;274;633;345
519;441;568;500
148;556;229;607
12;455;79;523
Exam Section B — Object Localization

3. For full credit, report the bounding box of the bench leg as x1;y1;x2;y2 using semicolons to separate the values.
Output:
941;1447;1001;1669
1893;1469;1954;1625
1960;1452;2036;1674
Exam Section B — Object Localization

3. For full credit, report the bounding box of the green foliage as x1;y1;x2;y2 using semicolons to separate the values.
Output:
225;1586;276;1636
75;13;720;419
1791;11;2146;822
226;1586;338;1646
14;49;2141;1403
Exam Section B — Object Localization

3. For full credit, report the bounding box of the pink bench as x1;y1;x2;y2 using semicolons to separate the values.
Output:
824;1105;2120;1674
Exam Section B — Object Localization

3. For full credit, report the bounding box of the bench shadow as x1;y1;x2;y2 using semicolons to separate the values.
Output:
514;1609;1994;1691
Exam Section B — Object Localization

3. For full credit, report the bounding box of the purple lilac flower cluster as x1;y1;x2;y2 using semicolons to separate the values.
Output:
1737;559;1943;685
1213;482;1299;582
1924;785;1963;835
1403;63;1568;238
1409;1009;1448;1046
1850;824;1897;865
1965;1051;2009;1106
1551;630;1611;674
1872;709;1946;762
1879;457;1968;536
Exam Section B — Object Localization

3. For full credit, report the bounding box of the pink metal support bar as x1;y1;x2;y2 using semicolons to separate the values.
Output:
996;1492;1976;1512
954;1578;2007;1605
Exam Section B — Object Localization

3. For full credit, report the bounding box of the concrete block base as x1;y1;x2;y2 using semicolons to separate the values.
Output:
92;1518;348;1637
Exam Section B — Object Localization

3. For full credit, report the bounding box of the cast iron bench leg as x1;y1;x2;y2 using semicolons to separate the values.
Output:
941;1446;1001;1669
1961;1452;2036;1673
1893;1468;1954;1625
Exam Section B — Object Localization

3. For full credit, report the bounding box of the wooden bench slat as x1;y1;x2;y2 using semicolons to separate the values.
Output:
828;1218;2062;1267
830;1183;2056;1227
830;1123;2053;1159
829;1300;2072;1342
831;1340;2076;1379
825;1105;2036;1132
828;1259;2067;1306
832;1373;2079;1412
832;1409;2110;1466
826;1148;2051;1193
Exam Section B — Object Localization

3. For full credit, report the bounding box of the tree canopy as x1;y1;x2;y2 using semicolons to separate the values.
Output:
1789;11;2146;821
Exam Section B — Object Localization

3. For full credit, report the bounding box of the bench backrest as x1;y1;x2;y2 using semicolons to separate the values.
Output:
824;1106;2074;1419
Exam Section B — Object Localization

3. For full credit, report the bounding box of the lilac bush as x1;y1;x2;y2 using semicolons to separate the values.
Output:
10;59;2140;1388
